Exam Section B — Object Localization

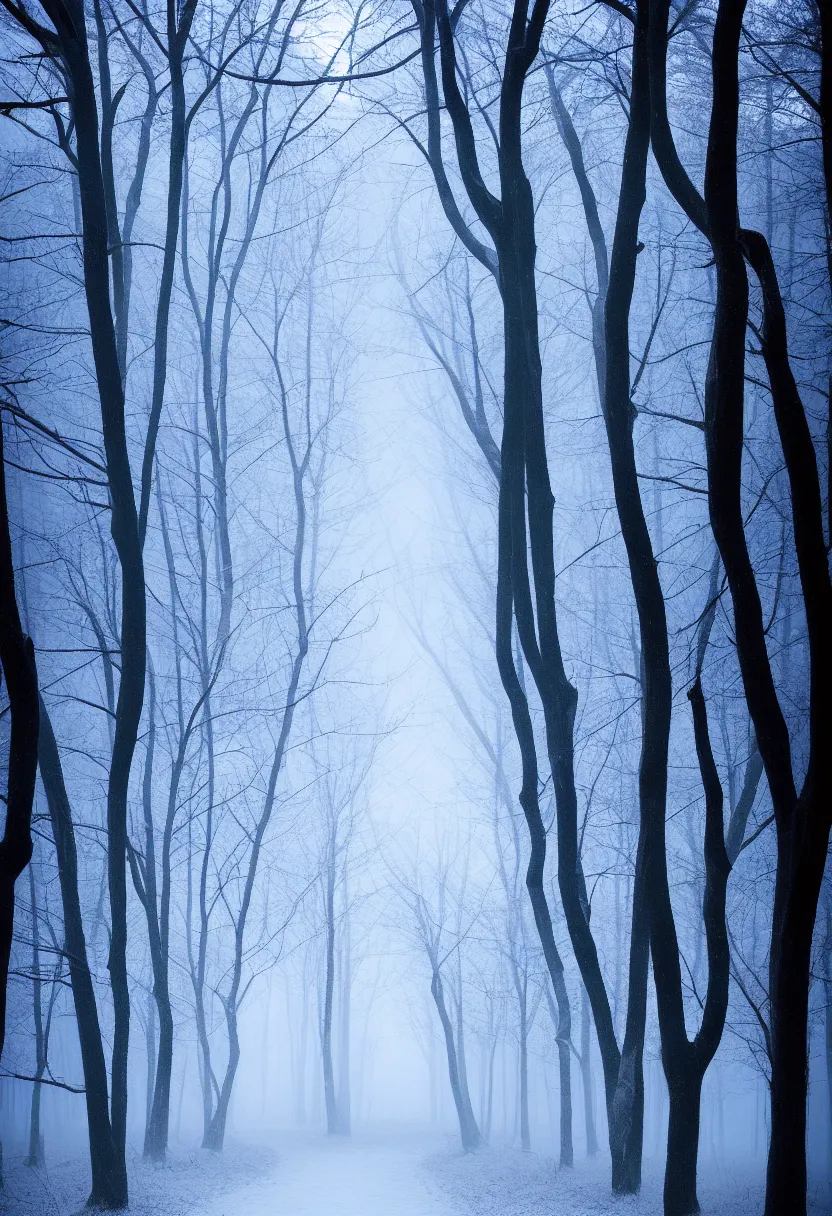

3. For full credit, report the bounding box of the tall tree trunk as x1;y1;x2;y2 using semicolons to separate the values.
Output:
648;3;832;1205
202;1010;239;1152
423;0;643;1186
551;960;574;1167
45;3;148;1181
144;990;156;1142
337;900;352;1135
128;662;175;1162
589;5;737;1211
0;418;39;1064
431;967;481;1151
581;986;598;1156
137;6;197;542
322;862;338;1134
454;973;478;1140
519;995;530;1151
25;865;44;1168
38;700;124;1207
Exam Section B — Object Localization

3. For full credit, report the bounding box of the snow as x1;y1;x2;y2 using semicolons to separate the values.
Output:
1;1141;277;1216
6;1130;831;1215
425;1143;832;1216
200;1130;452;1216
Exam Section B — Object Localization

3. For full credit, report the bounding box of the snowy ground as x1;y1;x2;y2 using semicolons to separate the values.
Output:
0;1140;277;1216
202;1129;451;1216
5;1129;831;1215
425;1142;832;1216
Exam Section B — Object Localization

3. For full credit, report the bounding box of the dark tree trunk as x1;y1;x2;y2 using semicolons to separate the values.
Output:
39;0;148;1179
25;866;44;1168
427;0;646;1187
547;963;574;1167
765;827;828;1213
38;700;126;1208
595;1;683;1204
137;6;196;542
664;1071;703;1216
597;10;737;1212
648;3;832;1207
0;421;39;1063
145;991;173;1160
130;655;197;1163
546;36;657;1193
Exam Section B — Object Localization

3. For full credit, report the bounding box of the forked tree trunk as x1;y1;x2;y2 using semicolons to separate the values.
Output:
647;2;832;1208
428;0;650;1186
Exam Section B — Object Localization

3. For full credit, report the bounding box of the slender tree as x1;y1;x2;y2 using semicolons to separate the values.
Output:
0;419;38;1064
648;2;832;1208
408;0;649;1187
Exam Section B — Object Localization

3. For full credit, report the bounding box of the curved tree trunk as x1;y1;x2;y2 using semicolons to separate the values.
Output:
38;700;125;1208
647;3;832;1207
431;967;481;1151
0;420;39;1063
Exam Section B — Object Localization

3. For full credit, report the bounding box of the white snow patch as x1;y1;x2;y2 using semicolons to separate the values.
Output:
198;1130;455;1216
1;1141;277;1215
423;1144;832;1216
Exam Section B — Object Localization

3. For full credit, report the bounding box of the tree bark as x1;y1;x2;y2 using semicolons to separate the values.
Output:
38;699;125;1208
0;418;38;1063
25;866;44;1168
580;986;598;1156
29;2;149;1178
422;0;647;1186
431;967;481;1151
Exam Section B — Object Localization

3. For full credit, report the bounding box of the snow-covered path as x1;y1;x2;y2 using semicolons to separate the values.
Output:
199;1131;456;1216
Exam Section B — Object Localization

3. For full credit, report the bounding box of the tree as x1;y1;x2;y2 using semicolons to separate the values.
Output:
403;3;651;1186
0;418;38;1064
399;838;483;1151
647;1;832;1208
0;4;148;1197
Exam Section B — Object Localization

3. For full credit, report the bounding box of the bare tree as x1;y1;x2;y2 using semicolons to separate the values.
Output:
0;419;38;1064
647;1;832;1209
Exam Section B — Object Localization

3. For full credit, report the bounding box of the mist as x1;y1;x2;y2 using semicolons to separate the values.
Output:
0;2;829;1215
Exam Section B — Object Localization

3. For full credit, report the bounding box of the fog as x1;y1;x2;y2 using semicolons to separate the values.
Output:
0;2;829;1215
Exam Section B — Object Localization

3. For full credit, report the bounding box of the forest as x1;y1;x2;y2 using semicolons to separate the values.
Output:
0;1;828;1214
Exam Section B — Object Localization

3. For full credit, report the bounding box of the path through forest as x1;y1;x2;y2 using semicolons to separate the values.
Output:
200;1131;456;1216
